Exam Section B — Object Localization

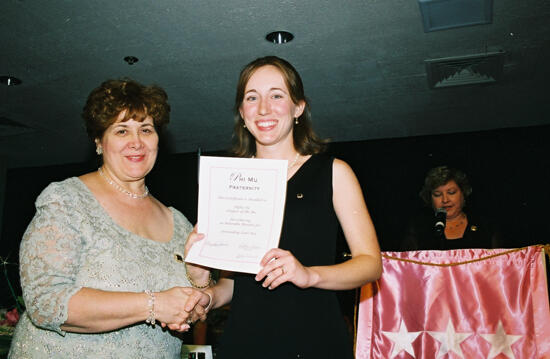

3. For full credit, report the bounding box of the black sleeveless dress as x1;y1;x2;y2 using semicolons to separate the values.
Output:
217;154;354;359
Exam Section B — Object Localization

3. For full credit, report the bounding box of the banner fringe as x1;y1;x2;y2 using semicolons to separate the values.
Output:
382;245;547;267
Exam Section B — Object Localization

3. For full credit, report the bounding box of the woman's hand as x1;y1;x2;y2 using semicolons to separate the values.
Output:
184;226;211;286
255;248;316;290
184;225;205;257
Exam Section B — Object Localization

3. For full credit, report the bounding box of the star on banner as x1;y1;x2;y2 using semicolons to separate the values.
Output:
382;319;422;358
479;320;522;359
428;320;472;359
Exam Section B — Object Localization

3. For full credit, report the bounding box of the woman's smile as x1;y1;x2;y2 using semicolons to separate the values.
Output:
255;119;278;131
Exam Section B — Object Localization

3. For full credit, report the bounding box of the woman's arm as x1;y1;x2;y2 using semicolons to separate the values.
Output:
184;226;213;288
62;286;207;333
202;276;234;310
256;158;382;290
317;158;382;288
21;183;207;334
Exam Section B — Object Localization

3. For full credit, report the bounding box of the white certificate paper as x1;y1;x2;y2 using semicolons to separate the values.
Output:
185;156;288;274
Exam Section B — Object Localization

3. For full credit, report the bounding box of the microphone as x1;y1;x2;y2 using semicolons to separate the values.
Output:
434;208;447;236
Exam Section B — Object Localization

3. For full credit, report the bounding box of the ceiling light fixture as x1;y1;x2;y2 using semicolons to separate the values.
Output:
266;31;294;44
0;76;22;86
124;56;139;65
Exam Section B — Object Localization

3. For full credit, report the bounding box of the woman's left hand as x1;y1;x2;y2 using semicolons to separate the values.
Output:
255;248;315;290
184;225;211;285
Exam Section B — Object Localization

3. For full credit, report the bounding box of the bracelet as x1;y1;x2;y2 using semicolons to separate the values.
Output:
185;263;212;289
144;290;156;327
204;291;213;312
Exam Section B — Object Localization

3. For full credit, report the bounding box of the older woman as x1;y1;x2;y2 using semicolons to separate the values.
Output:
186;56;382;358
400;165;500;250
9;79;212;358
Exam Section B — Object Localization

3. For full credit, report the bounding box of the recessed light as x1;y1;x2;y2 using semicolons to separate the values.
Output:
124;56;139;65
265;31;294;44
0;76;22;86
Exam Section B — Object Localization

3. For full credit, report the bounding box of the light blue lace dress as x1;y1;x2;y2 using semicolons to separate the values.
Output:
9;177;194;358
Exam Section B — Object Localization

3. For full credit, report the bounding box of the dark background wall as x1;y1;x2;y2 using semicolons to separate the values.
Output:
2;124;549;307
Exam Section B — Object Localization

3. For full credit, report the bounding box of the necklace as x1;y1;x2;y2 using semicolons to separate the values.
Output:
98;167;149;199
251;152;300;170
287;152;300;170
447;213;466;228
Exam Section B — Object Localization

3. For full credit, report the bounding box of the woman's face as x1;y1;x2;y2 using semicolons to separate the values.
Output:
97;110;158;182
239;65;304;149
431;180;465;219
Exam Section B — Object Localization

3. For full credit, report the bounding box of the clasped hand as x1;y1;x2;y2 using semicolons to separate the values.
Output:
155;287;211;332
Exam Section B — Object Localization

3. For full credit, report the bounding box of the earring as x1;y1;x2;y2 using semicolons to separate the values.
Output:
294;117;299;125
96;146;103;155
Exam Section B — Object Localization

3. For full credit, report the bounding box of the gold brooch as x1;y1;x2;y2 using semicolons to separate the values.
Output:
296;193;304;199
174;253;184;263
470;225;478;232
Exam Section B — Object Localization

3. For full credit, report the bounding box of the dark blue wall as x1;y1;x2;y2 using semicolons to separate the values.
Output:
2;125;549;307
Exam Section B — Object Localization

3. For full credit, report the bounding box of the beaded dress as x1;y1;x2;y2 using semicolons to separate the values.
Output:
9;177;193;358
217;155;354;359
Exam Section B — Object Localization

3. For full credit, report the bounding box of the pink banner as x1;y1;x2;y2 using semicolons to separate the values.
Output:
356;246;550;359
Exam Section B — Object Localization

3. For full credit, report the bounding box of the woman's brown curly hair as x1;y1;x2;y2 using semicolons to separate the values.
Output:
82;78;170;141
419;165;472;206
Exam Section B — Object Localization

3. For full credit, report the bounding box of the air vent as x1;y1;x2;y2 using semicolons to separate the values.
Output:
0;116;34;137
418;0;493;32
425;52;505;89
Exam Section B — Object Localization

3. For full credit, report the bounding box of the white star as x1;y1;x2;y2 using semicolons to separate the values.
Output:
382;319;422;358
479;320;522;359
428;320;472;358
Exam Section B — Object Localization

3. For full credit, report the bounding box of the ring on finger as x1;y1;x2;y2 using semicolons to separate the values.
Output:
186;319;193;325
281;266;285;275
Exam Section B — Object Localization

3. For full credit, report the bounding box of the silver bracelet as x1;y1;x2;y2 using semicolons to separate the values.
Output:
144;290;156;327
204;291;213;312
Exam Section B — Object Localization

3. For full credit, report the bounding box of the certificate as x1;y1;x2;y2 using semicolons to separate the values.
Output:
185;156;288;274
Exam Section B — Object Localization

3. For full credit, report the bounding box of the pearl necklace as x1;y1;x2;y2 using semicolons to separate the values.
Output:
98;167;149;199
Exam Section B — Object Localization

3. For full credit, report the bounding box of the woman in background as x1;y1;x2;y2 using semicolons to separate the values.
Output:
400;165;501;250
9;79;211;358
188;56;382;358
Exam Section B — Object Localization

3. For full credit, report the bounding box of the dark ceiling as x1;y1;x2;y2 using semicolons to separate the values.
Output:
1;0;549;169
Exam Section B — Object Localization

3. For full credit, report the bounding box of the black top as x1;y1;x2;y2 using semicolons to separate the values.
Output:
399;209;501;251
217;154;354;359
